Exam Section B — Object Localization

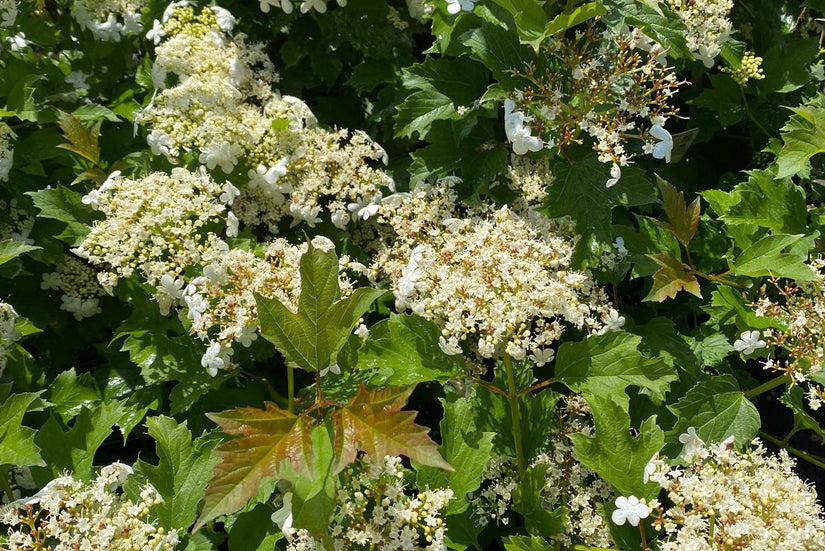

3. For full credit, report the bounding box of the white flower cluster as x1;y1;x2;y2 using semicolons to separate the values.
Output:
532;438;613;547
667;0;733;68
0;0;16;26
647;438;825;550
393;204;610;360
0;123;14;182
0;198;34;244
41;255;106;320
75;168;230;292
469;455;517;527
504;24;681;176
141;4;393;232
276;455;453;551
1;463;179;551
259;0;347;14
71;0;147;41
0;300;21;376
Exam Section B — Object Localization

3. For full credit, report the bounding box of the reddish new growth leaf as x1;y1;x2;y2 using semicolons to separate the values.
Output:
195;404;313;530
333;386;453;473
644;253;702;302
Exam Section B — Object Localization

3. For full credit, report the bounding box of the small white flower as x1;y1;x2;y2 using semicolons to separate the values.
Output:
643;455;657;484
695;43;720;68
439;336;463;356
210;6;236;33
146;19;164;44
8;32;28;51
220;182;241;205
354;324;369;342
650;124;673;163
226;211;239;237
347;195;382;221
733;330;766;355
199;141;242;174
678;426;704;458
310;235;335;253
446;0;478;14
320;363;341;377
201;341;230;377
606;163;621;187
504;99;543;156
147;130;174;158
271;492;295;540
65;71;90;91
611;495;650;527
530;348;555;367
300;0;326;13
613;236;628;256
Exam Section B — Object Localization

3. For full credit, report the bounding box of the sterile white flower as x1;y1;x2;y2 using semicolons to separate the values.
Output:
650;123;673;163
504;99;543;155
611;495;650;527
733;330;766;355
606;162;621;187
446;0;478;14
678;426;704;459
530;347;555;366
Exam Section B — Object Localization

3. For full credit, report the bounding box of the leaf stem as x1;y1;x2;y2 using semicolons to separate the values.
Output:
691;268;746;290
287;364;295;414
503;352;526;476
518;378;558;396
639;521;649;551
741;87;772;140
758;430;825;470
744;374;791;398
469;376;510;398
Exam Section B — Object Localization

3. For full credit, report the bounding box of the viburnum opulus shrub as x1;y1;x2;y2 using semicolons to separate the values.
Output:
3;0;825;550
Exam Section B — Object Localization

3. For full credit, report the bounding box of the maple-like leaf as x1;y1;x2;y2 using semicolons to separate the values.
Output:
643;253;702;302
196;403;311;530
333;386;453;473
57;111;101;165
656;175;700;247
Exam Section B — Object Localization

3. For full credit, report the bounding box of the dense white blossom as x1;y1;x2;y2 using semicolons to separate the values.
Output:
70;0;148;41
40;255;106;320
0;301;21;376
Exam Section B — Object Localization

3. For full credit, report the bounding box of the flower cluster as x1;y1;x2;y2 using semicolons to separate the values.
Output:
0;123;14;182
70;0;147;41
505;24;682;178
276;455;453;551
469;455;518;527
0;198;33;244
723;51;766;85
259;0;347;14
75;168;230;292
392;203;610;361
1;463;179;551
141;4;393;232
647;438;825;550
0;300;21;376
41;255;106;320
667;0;733;68
750;266;825;408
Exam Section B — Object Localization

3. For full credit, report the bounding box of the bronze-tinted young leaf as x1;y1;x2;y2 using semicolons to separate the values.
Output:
196;403;313;530
643;253;702;302
56;111;101;165
656;175;700;247
333;385;452;473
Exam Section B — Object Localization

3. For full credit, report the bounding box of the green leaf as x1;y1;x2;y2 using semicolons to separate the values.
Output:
656;176;700;247
256;243;384;373
72;104;120;123
333;386;452;472
461;23;536;86
394;90;458;139
0;240;40;266
415;389;494;515
56;111;101;164
544;150;657;267
776;100;825;179
555;331;677;411
731;233;816;281
28;185;101;245
503;535;552;551
285;424;336;536
34;400;126;480
358;313;465;386
668;375;760;448
0;385;45;467
545;3;607;37
780;386;825;439
570;393;664;499
227;504;283;551
512;464;568;538
718;170;807;234
49;368;102;422
402;57;490;107
127;416;221;531
643;253;702;302
606;0;691;59
488;0;547;50
692;74;746;128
